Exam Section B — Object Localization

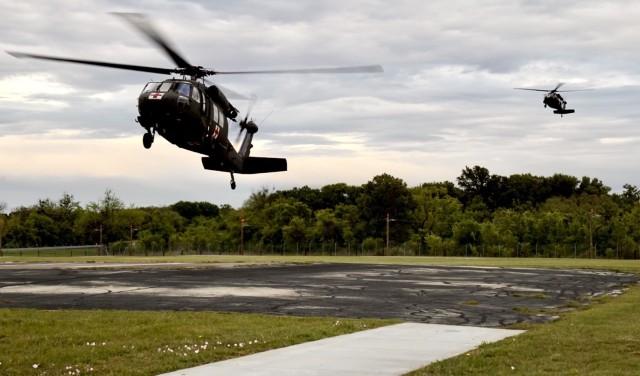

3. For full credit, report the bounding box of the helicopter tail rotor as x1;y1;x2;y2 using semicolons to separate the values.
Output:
235;94;258;144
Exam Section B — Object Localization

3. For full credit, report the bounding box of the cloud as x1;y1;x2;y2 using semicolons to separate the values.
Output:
2;0;640;209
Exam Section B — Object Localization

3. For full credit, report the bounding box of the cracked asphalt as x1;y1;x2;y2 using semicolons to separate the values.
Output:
0;263;636;327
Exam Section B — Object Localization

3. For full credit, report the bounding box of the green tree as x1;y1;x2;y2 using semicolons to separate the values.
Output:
457;165;491;200
170;201;219;221
274;186;322;211
312;208;339;243
137;208;185;252
577;176;611;196
84;189;126;246
180;217;221;254
334;204;361;244
260;198;312;245
2;207;36;247
283;217;309;248
410;184;463;249
615;184;640;211
545;173;579;198
452;218;481;247
358;173;415;243
506;173;545;208
319;183;362;208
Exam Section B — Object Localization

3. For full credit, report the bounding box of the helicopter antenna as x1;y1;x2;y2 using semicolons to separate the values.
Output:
259;110;274;127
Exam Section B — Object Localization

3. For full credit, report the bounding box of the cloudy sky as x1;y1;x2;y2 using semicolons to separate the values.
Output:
2;0;640;210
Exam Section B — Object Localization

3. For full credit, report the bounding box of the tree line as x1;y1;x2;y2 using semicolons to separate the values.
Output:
1;166;640;258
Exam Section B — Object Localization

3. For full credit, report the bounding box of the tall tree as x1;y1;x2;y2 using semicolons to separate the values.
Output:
170;201;219;221
616;184;640;211
137;207;185;251
358;174;415;243
457;166;491;197
577;176;611;196
456;166;508;209
546;173;579;198
507;173;545;208
410;184;463;241
260;197;312;244
85;189;126;246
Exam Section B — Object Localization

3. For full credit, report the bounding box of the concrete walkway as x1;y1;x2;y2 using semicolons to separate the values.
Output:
159;323;524;376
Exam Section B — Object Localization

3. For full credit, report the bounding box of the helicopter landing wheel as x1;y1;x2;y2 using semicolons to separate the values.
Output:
142;132;154;149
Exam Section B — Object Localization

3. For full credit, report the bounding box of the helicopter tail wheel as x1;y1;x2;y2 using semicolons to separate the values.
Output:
230;171;236;190
142;132;154;149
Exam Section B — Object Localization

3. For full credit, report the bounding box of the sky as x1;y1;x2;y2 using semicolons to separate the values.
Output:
2;0;640;210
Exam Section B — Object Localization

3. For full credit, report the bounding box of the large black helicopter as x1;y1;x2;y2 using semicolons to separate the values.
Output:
514;83;591;117
7;13;383;189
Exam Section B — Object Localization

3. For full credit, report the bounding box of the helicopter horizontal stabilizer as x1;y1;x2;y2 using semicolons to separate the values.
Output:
202;156;287;174
553;109;575;115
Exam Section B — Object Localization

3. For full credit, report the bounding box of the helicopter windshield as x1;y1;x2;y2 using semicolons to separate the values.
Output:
142;82;161;92
175;82;191;96
142;81;173;93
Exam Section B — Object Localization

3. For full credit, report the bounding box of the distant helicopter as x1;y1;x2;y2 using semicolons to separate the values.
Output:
7;13;383;189
514;83;591;117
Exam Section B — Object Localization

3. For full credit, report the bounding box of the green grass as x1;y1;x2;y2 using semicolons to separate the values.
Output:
406;285;640;376
0;309;397;376
3;254;640;273
1;255;639;375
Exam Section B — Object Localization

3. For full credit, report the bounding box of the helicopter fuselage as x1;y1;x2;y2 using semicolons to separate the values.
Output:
135;78;287;188
543;92;566;111
137;79;229;155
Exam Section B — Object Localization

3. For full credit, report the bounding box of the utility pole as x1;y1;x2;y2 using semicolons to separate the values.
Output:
0;202;5;257
99;224;103;256
386;213;390;256
588;209;600;259
589;208;596;259
0;218;3;257
129;224;134;256
240;218;246;255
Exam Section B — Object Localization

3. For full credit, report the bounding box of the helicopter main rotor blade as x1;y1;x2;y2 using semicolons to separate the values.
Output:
213;65;384;75
7;51;177;75
514;87;594;93
555;89;595;92
514;88;552;92
203;78;251;100
112;12;192;70
552;82;565;92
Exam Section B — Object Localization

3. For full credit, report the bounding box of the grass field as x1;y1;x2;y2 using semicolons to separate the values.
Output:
0;310;397;375
408;285;640;375
0;255;638;375
3;254;640;273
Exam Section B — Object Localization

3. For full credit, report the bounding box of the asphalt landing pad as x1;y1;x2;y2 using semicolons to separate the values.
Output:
159;323;525;376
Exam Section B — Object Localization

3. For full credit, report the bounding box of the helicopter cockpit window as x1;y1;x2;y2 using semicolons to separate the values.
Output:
191;86;201;104
142;82;162;93
175;82;191;97
158;81;174;92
